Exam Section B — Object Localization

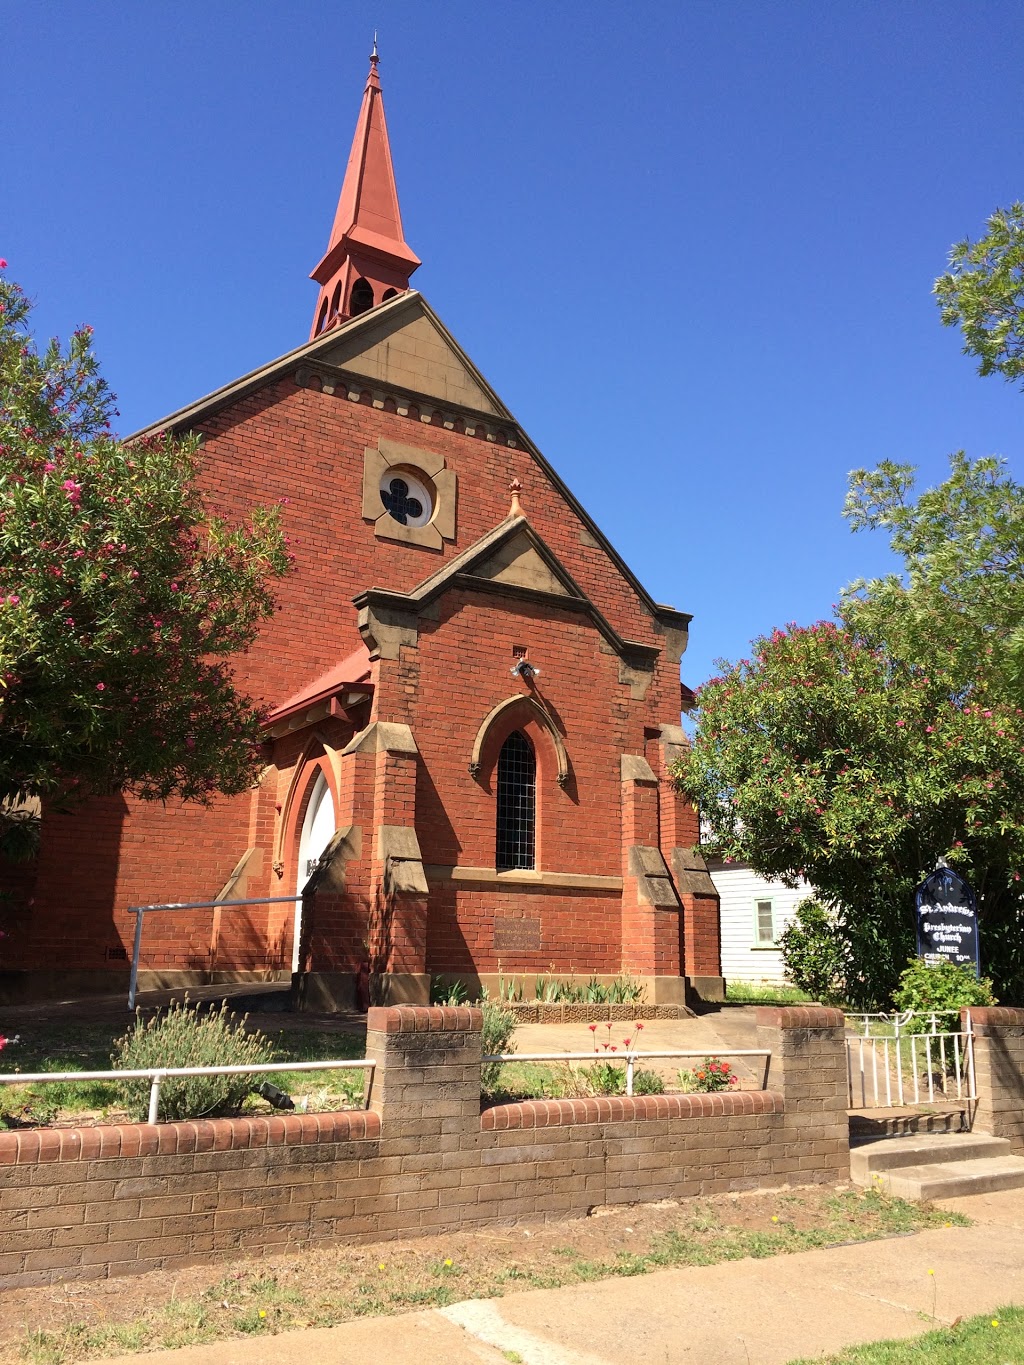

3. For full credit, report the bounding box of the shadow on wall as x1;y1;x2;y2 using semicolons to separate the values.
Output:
0;795;129;1000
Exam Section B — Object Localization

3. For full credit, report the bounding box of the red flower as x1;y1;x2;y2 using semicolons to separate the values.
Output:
588;1024;597;1032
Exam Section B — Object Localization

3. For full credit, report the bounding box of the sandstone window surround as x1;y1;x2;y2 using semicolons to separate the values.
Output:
362;437;457;549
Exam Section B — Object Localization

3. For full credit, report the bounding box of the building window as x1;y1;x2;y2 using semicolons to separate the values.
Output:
754;899;776;947
496;730;536;870
379;466;434;528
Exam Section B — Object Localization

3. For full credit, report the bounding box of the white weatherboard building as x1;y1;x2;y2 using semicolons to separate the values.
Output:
707;860;812;985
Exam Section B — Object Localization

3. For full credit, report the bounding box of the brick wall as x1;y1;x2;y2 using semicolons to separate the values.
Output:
8;349;721;997
965;1006;1024;1150
0;1005;846;1288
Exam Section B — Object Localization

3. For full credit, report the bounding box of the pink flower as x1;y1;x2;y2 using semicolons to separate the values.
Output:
6;594;19;605
96;682;105;691
43;462;56;473
588;1024;597;1032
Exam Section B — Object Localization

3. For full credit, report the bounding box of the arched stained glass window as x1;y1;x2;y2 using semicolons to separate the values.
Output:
496;730;536;870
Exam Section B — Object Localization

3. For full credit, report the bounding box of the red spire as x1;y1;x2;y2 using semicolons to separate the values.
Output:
309;43;421;338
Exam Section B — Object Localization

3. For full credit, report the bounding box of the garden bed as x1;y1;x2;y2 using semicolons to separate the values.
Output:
503;1002;692;1023
0;1009;367;1130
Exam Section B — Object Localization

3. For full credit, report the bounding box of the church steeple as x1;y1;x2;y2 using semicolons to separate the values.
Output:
309;43;421;338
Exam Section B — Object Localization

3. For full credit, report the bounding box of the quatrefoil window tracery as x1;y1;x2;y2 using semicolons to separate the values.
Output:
378;467;434;529
382;478;422;524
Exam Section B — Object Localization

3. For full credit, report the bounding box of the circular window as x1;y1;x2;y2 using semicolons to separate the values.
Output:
379;467;434;528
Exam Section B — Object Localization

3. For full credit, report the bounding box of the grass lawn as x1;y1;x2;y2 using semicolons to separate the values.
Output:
788;1303;1023;1364
725;981;813;1005
0;1013;367;1125
5;1186;966;1363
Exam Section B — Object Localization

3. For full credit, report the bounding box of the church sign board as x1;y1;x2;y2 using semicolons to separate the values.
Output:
914;866;980;976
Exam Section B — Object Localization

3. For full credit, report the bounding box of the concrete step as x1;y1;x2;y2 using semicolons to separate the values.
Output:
873;1155;1024;1201
849;1108;965;1141
850;1132;1011;1185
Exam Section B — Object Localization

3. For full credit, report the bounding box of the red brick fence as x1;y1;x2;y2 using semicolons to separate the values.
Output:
7;1004;1021;1289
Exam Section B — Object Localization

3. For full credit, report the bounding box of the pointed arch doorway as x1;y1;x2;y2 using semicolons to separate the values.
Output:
294;770;336;972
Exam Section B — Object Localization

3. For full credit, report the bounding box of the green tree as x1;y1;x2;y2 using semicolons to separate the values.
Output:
0;267;291;851
843;453;1024;693
676;606;1024;1007
677;209;1024;1007
935;202;1024;386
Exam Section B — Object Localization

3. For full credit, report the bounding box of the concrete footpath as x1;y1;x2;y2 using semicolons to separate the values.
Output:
101;1187;1024;1365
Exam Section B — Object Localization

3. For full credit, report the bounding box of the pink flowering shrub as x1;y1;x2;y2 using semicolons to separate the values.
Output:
0;267;292;827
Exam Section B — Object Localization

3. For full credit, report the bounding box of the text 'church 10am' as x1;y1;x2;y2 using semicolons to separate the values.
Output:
3;49;723;1010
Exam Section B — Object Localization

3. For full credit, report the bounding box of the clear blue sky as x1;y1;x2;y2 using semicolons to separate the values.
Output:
6;2;1022;689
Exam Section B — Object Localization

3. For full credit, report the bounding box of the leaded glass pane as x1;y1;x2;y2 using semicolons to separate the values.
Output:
496;731;536;870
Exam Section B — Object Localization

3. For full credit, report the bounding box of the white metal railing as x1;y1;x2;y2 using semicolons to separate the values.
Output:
844;1010;957;1038
845;1017;976;1110
482;1049;772;1096
0;1059;374;1125
126;895;304;1011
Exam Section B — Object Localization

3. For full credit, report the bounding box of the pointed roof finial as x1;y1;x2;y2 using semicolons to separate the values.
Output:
509;477;524;517
308;42;420;338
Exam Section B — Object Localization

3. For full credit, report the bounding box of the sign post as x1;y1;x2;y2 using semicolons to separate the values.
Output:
914;864;980;976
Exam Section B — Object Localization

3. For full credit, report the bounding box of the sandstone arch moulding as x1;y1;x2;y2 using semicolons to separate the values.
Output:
273;731;342;878
468;694;569;787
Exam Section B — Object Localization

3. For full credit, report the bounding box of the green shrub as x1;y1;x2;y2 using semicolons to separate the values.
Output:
430;977;469;1006
480;999;517;1093
892;957;996;1020
778;899;848;1004
582;1061;625;1095
112;999;274;1121
630;1067;665;1095
529;972;646;1004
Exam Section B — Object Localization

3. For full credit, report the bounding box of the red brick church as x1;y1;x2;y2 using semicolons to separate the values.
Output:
3;51;723;1009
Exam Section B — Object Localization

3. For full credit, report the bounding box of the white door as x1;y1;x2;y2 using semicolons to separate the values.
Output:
294;770;336;971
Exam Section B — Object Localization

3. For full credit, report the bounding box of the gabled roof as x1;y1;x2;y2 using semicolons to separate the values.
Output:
132;291;511;438
355;512;663;663
264;643;373;732
131;291;692;636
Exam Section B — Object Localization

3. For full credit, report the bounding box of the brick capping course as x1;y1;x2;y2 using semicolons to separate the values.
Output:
481;1090;784;1130
0;1005;855;1289
0;1110;380;1165
965;1006;1024;1034
755;1006;846;1030
366;1004;483;1033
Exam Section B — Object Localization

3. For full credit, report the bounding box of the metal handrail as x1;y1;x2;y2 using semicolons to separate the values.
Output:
0;1058;374;1125
482;1047;772;1095
126;895;303;1010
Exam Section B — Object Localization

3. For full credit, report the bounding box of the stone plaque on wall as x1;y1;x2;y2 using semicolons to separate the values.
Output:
493;917;541;953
